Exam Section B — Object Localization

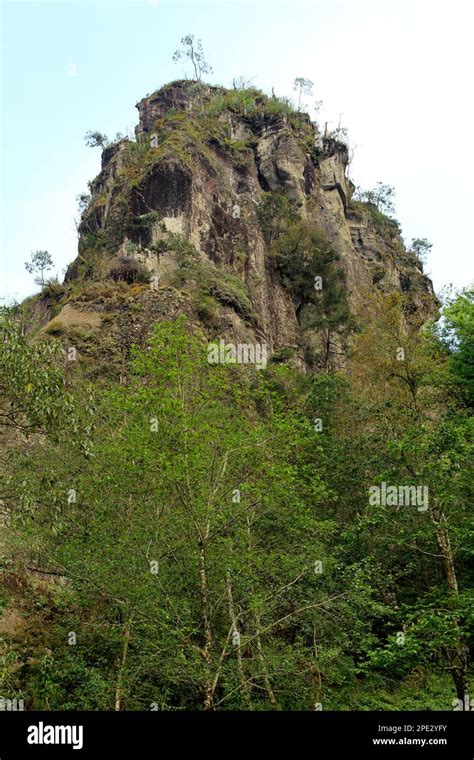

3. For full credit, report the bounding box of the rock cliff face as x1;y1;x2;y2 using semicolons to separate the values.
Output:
56;81;436;373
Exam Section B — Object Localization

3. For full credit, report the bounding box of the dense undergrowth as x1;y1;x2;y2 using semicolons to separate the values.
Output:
1;288;472;711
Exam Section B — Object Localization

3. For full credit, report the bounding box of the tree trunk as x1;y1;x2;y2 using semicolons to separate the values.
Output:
254;612;280;711
226;569;250;707
199;541;214;710
114;613;132;711
431;507;469;704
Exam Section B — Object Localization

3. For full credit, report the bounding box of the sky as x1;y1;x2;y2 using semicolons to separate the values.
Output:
1;0;473;304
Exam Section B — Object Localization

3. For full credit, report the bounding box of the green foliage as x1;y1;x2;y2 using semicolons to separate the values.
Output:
172;34;212;81
127;211;163;238
1;288;472;712
76;231;106;279
3;318;361;710
353;182;396;215
271;220;350;330
408;237;433;266
0;308;93;448
293;77;313;111
437;288;474;405
84;131;109;149
350;199;401;243
206;88;295;118
269;346;296;364
186;261;256;325
257;190;301;244
24;250;54;287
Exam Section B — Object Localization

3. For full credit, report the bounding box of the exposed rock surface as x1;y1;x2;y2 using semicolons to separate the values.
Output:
59;81;437;372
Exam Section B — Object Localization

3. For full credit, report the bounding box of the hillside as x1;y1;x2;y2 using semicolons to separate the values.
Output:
33;81;435;376
1;81;472;714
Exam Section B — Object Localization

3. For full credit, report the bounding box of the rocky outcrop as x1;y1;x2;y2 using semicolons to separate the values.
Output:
62;81;437;371
135;81;224;138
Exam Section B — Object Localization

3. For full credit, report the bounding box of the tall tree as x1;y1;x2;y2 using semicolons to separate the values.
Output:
172;35;212;81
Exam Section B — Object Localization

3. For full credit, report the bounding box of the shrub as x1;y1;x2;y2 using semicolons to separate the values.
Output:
271;220;350;330
257;190;301;244
109;257;150;285
44;321;65;337
196;263;256;323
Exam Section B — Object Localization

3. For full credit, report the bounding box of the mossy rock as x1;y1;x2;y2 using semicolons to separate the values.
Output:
191;262;256;325
43;320;65;337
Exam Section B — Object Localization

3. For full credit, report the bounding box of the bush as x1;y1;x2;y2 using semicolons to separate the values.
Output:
257;190;301;244
194;262;256;324
44;320;65;337
271;220;350;331
109;257;150;285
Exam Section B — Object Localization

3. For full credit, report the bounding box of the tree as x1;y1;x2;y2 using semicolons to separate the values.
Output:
3;318;375;710
84;131;110;149
437;288;474;406
271;220;350;368
354;182;396;215
409;237;433;266
313;99;323;122
293;77;313;111
232;76;254;90
24;250;54;287
342;293;473;705
0;308;92;446
172;35;212;81
76;192;91;214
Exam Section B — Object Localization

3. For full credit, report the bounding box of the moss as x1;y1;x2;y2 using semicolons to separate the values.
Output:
192;262;256;324
70;281;129;304
44;321;65;336
67;325;99;346
101;312;117;323
194;293;220;333
350;200;399;236
233;247;248;270
117;110;225;189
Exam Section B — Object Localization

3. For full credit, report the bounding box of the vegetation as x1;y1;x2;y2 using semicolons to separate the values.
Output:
353;183;396;216
191;261;257;326
84;131;110;150
24;250;54;287
172;34;212;81
109;256;151;285
408;237;433;267
293;77;314;111
2;68;472;714
257;191;351;368
1;286;472;711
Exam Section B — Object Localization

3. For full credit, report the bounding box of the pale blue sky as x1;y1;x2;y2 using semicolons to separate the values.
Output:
1;0;473;303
